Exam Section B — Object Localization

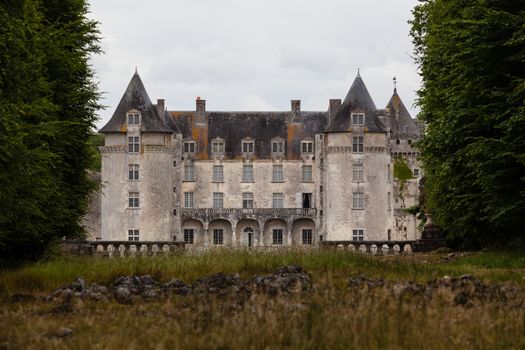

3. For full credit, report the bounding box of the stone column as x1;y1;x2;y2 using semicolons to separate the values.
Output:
231;225;237;247
287;228;292;246
204;223;209;247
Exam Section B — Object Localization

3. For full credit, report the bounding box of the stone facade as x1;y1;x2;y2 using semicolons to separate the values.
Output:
96;72;423;248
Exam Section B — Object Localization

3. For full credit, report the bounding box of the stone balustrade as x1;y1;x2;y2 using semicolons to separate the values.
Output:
89;241;185;257
320;240;417;255
181;208;316;225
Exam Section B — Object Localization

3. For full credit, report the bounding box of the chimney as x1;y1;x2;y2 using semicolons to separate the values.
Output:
328;99;341;125
290;100;301;123
156;99;165;115
195;97;206;125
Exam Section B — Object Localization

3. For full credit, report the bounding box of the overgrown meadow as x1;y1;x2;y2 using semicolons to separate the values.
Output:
1;249;524;349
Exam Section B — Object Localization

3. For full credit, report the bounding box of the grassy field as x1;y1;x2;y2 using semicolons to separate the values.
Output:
1;249;524;349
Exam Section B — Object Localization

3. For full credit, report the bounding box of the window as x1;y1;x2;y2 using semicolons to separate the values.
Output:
184;192;194;208
183;229;194;244
242;192;254;209
302;165;313;182
302;193;312;209
272;229;283;245
183;141;196;153
302;229;313;245
128;192;139;208
413;169;420;177
127;113;140;125
301;141;314;154
213;192;224;208
128;136;140;153
352;229;364;241
184;164;195;181
387;192;391;211
272;164;284;182
128;164;139;181
272;193;283;208
351;113;365;125
352;136;363;153
352;192;364;209
242;164;253;182
213;229;224;245
387;164;391;182
212;139;225;154
272;140;285;154
212;165;224;182
396;139;400;145
408;139;412;145
128;229;139;241
242;140;254;154
353;163;363;182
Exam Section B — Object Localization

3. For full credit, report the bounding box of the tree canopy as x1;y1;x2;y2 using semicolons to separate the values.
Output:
0;0;101;261
410;0;525;248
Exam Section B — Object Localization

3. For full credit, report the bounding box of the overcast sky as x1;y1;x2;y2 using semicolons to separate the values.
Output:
88;0;421;130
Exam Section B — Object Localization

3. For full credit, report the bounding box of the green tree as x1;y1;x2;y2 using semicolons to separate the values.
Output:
0;0;101;261
410;0;525;248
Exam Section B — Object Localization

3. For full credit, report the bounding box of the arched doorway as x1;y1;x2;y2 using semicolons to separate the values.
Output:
244;227;254;247
235;219;260;247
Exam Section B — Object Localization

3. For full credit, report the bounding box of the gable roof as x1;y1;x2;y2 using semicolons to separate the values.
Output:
99;72;172;134
325;73;386;133
385;89;421;139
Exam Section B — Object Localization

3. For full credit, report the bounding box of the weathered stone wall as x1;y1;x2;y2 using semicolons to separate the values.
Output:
100;132;176;241
322;132;391;241
182;159;317;209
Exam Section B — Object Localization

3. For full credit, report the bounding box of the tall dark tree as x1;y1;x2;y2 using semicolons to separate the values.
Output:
410;0;525;248
0;0;101;261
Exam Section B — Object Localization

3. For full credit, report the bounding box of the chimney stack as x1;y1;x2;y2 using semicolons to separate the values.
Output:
328;99;341;125
290;100;301;123
195;97;206;125
156;99;165;115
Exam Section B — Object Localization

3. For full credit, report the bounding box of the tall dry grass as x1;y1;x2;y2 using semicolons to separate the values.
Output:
1;273;524;349
1;249;524;295
1;250;524;349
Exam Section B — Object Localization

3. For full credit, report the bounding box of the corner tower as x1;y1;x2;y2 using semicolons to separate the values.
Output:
99;72;178;242
385;88;423;240
322;72;391;241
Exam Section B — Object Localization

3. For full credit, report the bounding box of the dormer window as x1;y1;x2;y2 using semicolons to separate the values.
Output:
183;141;196;153
127;112;140;125
211;138;225;154
351;113;365;125
301;140;314;154
241;138;254;154
271;138;285;155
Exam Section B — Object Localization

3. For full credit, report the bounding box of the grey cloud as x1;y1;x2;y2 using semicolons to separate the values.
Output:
88;0;421;128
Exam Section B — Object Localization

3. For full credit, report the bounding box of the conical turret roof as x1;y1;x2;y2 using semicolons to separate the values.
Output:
99;72;172;133
385;89;421;139
326;73;386;133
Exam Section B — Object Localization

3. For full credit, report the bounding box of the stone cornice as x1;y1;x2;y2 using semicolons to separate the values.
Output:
99;145;175;154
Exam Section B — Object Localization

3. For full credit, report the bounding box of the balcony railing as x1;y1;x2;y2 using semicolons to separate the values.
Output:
181;208;316;221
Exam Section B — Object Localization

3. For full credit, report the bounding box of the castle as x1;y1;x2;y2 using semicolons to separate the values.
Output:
98;71;422;248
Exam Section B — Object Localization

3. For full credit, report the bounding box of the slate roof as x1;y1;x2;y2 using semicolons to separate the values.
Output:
325;73;386;133
100;72;420;159
170;111;327;160
99;72;172;134
385;89;421;140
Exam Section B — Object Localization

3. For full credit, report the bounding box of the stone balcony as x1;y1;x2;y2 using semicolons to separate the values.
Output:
181;208;316;226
